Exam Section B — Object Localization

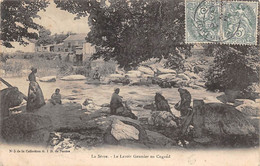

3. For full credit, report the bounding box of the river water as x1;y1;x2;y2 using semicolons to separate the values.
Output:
1;76;222;117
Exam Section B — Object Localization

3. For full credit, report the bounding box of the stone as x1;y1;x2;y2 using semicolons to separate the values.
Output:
157;74;176;80
194;81;205;88
138;66;154;75
234;99;256;107
184;71;200;79
101;103;110;107
156;68;176;74
176;73;190;81
39;76;56;82
110;73;125;78
125;70;143;78
104;116;148;144
236;102;260;117
145;130;177;146
151;111;178;128
111;119;139;141
60;75;86;81
1;113;52;145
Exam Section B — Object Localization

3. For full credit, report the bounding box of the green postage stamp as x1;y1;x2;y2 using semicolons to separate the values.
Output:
185;0;258;45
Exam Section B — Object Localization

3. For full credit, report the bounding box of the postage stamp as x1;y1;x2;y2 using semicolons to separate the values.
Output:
185;0;258;45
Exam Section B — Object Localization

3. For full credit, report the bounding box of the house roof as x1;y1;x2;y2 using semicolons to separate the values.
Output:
64;33;87;42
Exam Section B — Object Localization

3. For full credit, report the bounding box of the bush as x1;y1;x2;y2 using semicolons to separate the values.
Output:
2;61;23;76
205;46;259;92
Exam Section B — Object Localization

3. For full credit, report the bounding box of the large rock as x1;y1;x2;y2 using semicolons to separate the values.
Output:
156;68;176;75
138;66;154;75
1;113;52;145
151;111;178;128
191;100;256;138
39;76;56;82
111;119;139;141
60;75;86;81
145;130;177;147
0;87;24;119
0;87;24;141
104;115;148;145
236;102;260;117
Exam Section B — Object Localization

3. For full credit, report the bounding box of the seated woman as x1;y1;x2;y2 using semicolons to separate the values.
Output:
93;69;101;80
50;88;62;105
110;88;137;119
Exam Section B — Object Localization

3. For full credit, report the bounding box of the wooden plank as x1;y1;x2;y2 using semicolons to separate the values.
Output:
0;77;28;101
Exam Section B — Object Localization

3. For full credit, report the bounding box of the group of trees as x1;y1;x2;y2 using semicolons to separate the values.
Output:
36;27;71;46
1;0;259;91
54;0;192;70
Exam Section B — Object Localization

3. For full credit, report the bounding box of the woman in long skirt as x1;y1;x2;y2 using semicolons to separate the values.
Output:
26;67;45;111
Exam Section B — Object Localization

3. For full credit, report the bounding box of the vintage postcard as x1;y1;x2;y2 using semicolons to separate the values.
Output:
0;0;259;166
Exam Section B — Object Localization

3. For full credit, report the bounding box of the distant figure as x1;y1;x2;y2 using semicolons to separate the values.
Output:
26;67;45;111
50;88;62;105
110;88;137;119
154;92;171;112
121;75;130;85
175;88;192;117
93;69;101;80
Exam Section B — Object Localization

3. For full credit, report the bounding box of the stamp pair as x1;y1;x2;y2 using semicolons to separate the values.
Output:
185;0;258;45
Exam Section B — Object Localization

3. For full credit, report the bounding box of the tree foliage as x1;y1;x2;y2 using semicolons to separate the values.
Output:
53;33;69;44
1;0;49;48
36;27;54;46
205;45;259;91
55;0;192;69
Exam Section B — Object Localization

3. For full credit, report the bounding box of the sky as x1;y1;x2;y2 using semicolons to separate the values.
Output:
33;1;90;35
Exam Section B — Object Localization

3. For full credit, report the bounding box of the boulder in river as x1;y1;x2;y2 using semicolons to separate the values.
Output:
184;71;200;79
39;76;56;82
157;74;176;80
125;70;142;78
138;66;154;75
1;113;52;145
60;75;86;81
156;68;176;75
176;73;190;81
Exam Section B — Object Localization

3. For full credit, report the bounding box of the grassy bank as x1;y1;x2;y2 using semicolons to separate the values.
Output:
0;52;117;78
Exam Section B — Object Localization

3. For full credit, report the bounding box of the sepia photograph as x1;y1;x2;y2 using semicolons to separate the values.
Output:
0;0;259;165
